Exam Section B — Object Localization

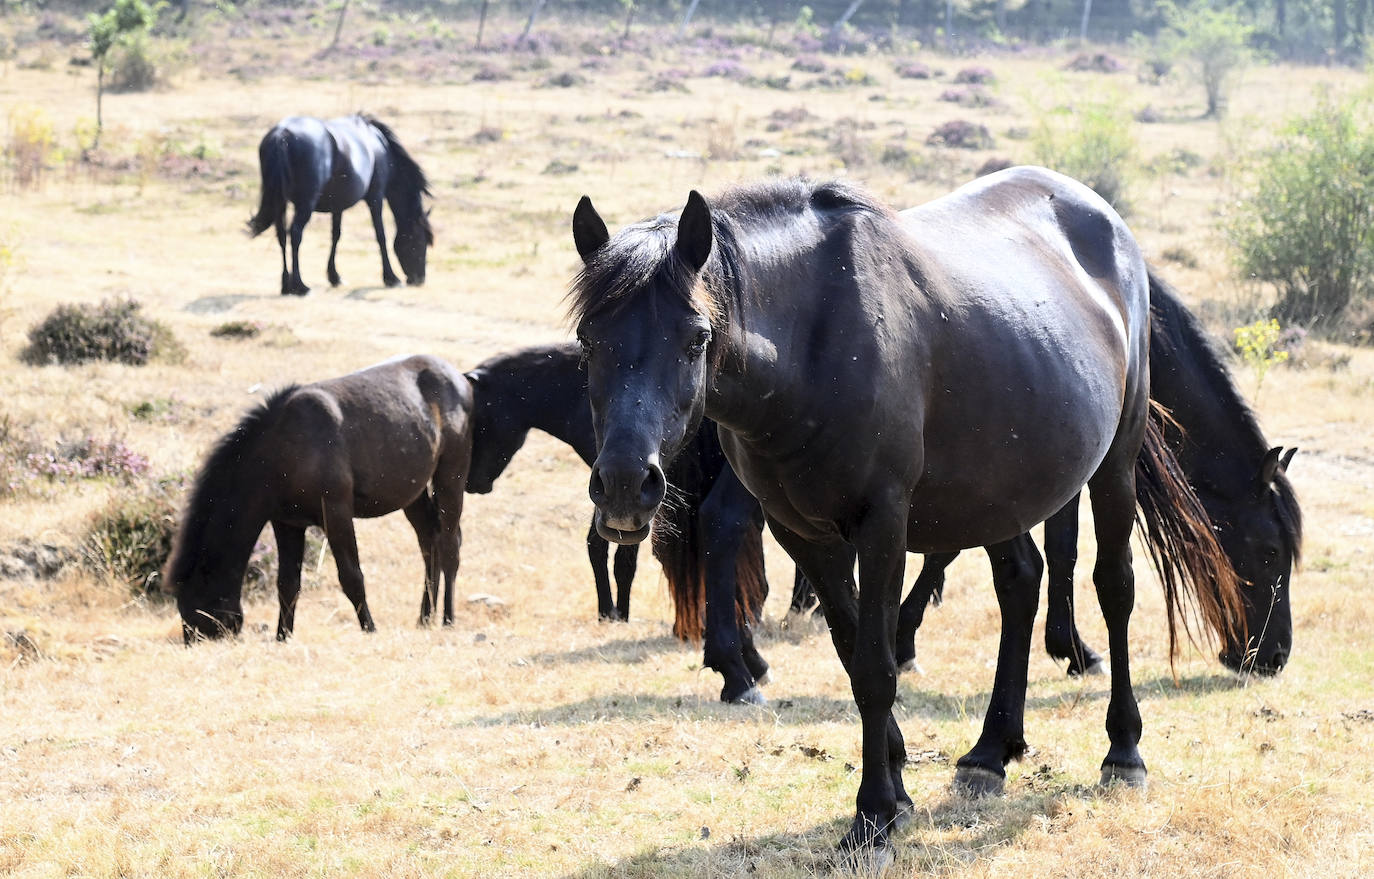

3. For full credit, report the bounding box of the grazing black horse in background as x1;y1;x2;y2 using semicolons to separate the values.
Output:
793;270;1304;678
569;168;1243;860
166;355;472;643
464;343;772;703
248;114;432;295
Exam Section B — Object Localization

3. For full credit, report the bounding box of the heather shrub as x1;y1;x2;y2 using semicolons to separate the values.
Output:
83;474;182;595
22;298;181;366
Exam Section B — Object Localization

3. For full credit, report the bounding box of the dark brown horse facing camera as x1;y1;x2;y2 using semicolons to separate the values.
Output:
568;168;1245;861
464;342;772;703
166;355;472;644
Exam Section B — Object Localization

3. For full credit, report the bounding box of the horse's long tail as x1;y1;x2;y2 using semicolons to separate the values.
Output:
1134;402;1246;663
247;128;288;237
652;431;768;643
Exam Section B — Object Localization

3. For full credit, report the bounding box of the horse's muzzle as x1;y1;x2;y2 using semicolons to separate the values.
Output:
588;454;665;544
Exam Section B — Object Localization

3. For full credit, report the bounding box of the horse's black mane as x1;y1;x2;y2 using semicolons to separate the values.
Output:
166;386;299;589
1150;273;1303;558
361;113;433;243
567;177;890;329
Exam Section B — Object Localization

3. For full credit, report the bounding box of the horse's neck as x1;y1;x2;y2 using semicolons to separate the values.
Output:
495;359;597;463
1151;348;1266;494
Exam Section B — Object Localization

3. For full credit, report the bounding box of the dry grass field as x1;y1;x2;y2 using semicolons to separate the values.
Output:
2;8;1373;877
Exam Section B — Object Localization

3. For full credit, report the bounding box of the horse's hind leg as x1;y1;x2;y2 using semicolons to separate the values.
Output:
367;194;402;287
896;550;958;673
612;542;637;621
1042;493;1105;675
272;521;306;641
953;535;1043;797
286;204;312;295
1088;428;1148;787
404;493;440;626
326;211;343;287
321;503;375;632
275;217;290;295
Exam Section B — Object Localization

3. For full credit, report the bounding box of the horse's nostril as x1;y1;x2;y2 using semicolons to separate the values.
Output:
641;462;666;507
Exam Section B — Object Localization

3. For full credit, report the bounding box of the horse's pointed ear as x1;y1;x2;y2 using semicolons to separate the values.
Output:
1280;446;1298;473
464;368;484;386
676;190;713;272
572;196;609;264
1258;446;1285;487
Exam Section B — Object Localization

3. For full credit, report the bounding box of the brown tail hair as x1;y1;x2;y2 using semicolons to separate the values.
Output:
1134;400;1246;663
651;436;768;642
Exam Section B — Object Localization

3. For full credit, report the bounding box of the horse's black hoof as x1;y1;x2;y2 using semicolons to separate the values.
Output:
724;685;766;706
837;817;895;876
383;275;402;288
897;656;925;675
1100;763;1148;788
1065;649;1106;676
952;765;1005;797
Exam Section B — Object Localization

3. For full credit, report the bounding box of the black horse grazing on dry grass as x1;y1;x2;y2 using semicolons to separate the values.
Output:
248;114;432;295
464;343;772;703
167;355;473;644
569;168;1243;860
795;270;1304;678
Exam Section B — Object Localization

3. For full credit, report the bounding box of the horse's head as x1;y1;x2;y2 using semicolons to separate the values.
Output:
167;556;246;645
1212;446;1300;676
570;192;716;544
463;367;529;494
395;207;432;286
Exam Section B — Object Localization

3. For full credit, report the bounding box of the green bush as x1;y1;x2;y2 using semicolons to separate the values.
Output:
83;475;184;596
107;32;160;92
1031;97;1136;214
22;298;181;366
1157;1;1255;118
1227;98;1374;333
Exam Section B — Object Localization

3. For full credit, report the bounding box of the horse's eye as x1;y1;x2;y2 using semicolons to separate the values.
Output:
687;329;711;357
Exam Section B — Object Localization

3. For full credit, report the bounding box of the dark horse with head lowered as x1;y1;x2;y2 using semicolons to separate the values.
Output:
166;355;472;643
569;167;1243;861
248;114;432;295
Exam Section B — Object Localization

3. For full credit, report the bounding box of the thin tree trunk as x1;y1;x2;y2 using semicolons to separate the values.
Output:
831;0;865;38
1078;0;1092;45
329;0;350;52
678;0;702;38
622;1;636;39
766;0;783;45
519;0;548;45
1275;0;1286;40
94;64;104;150
475;0;490;48
945;0;953;51
1334;0;1349;48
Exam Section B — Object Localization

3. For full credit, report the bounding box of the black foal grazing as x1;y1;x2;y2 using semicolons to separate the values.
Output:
569;168;1242;860
166;355;472;642
464;343;772;703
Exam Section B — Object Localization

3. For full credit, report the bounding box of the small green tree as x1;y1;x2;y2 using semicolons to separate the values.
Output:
1228;97;1374;332
1233;318;1288;396
1031;94;1137;214
1158;1;1254;118
87;0;158;148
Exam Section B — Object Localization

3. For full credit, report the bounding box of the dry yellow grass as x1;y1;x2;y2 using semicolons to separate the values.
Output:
2;10;1373;878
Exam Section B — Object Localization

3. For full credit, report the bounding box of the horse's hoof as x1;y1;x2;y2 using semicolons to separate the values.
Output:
897;657;925;676
892;800;915;830
727;686;766;706
383;275;402;288
756;669;773;687
837;843;895;877
952;765;1005;797
1100;764;1148;788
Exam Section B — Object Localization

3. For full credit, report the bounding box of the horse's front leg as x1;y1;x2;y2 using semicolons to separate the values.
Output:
896;550;959;673
770;516;909;861
1042;493;1105;675
699;466;768;704
321;501;375;633
612;542;637;621
272;521;306;641
431;454;467;627
586;520;618;621
952;535;1043;796
326;211;343;286
366;195;402;287
404;494;440;626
